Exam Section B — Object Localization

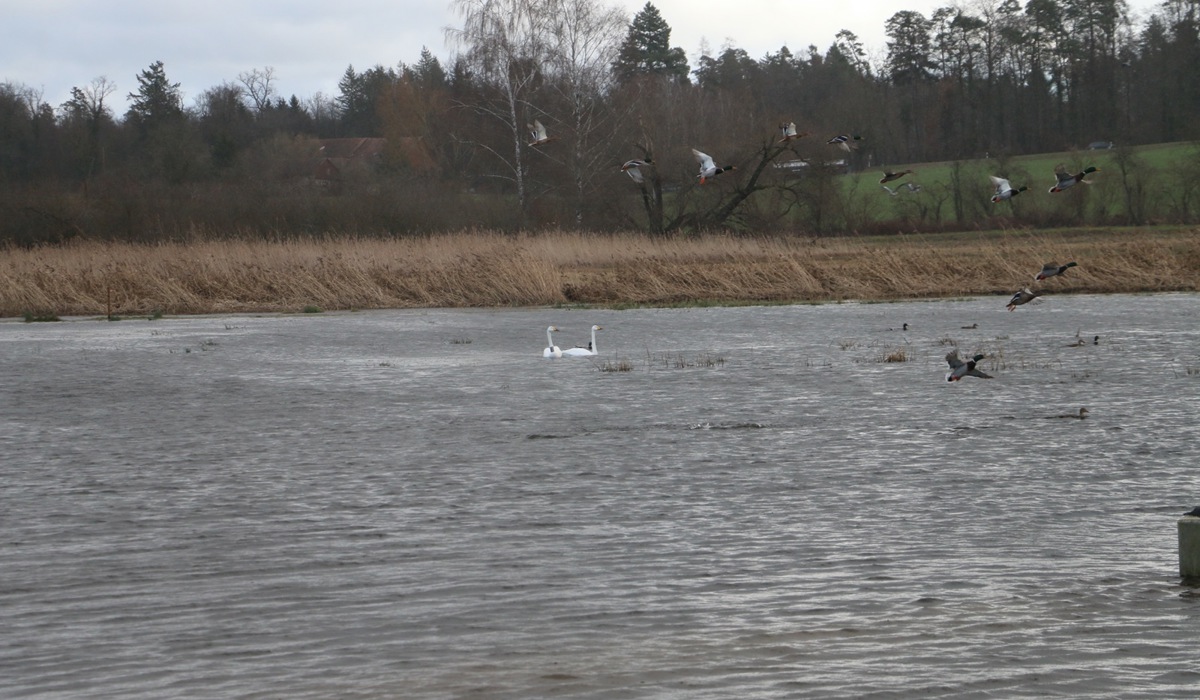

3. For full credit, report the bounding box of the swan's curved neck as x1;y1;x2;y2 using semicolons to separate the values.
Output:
589;328;598;354
546;328;555;347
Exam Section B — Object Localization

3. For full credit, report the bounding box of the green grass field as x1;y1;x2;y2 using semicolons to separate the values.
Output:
848;141;1200;227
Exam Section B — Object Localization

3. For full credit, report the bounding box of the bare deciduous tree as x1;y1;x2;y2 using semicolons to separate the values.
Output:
447;0;555;223
542;0;628;226
238;66;277;113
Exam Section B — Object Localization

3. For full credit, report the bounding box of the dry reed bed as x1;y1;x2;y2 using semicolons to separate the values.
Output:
2;229;1197;317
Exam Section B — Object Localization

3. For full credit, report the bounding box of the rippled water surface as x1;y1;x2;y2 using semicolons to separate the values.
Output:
3;293;1200;699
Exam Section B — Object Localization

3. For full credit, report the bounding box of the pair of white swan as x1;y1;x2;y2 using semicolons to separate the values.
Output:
543;325;602;358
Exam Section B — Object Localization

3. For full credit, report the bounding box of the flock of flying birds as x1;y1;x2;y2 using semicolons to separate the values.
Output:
535;119;1097;389
945;258;1085;384
590;120;1104;204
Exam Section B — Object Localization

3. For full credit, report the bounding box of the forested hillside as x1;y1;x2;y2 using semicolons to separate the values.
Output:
3;0;1200;243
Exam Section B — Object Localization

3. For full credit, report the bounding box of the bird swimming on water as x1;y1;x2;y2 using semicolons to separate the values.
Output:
563;325;602;357
543;325;562;359
1050;407;1089;419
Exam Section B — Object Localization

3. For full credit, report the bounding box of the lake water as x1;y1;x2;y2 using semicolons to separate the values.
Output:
2;293;1199;699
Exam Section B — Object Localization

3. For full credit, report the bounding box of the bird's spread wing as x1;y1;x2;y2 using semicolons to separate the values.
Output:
692;149;714;169
945;351;964;369
990;176;1010;192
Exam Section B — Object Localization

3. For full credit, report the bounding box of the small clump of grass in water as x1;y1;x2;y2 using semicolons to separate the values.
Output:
302;305;323;314
449;338;472;345
881;348;908;363
149;309;163;320
598;358;635;372
649;351;726;369
23;311;61;323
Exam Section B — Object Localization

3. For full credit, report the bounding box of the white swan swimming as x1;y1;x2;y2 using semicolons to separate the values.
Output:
563;325;602;357
543;325;562;358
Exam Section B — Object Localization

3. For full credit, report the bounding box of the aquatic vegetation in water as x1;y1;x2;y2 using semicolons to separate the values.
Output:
647;351;726;369
22;311;60;322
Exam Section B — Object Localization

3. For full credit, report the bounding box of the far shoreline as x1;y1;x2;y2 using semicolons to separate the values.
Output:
2;227;1197;318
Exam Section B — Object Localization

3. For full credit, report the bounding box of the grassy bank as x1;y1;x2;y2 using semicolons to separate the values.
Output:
2;227;1198;317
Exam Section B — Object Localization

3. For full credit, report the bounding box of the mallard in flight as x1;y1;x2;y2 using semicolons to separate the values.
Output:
692;148;736;184
827;134;863;152
990;175;1028;202
621;159;652;184
1049;166;1098;193
945;350;992;381
880;169;913;184
778;122;808;143
1036;261;1078;280
881;182;921;196
528;119;557;147
1006;288;1043;311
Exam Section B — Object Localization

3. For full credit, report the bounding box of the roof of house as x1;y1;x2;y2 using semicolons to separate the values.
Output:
317;138;387;159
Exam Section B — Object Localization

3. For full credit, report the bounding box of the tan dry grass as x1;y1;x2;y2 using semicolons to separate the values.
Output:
2;228;1198;317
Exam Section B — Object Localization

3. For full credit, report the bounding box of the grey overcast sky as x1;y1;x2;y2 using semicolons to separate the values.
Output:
2;0;1161;112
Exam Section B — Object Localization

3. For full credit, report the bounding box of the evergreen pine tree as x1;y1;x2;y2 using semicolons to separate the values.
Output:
612;2;690;83
125;61;183;133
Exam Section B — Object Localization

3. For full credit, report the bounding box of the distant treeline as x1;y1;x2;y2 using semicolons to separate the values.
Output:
3;0;1200;244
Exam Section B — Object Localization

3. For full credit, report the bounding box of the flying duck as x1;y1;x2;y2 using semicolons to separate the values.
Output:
1049;166;1099;193
692;148;735;184
778;122;808;143
945;350;992;381
1006;288;1043;311
827;134;863;152
990;175;1028;202
880;170;913;184
1036;261;1078;280
621;159;652;184
528;119;557;147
